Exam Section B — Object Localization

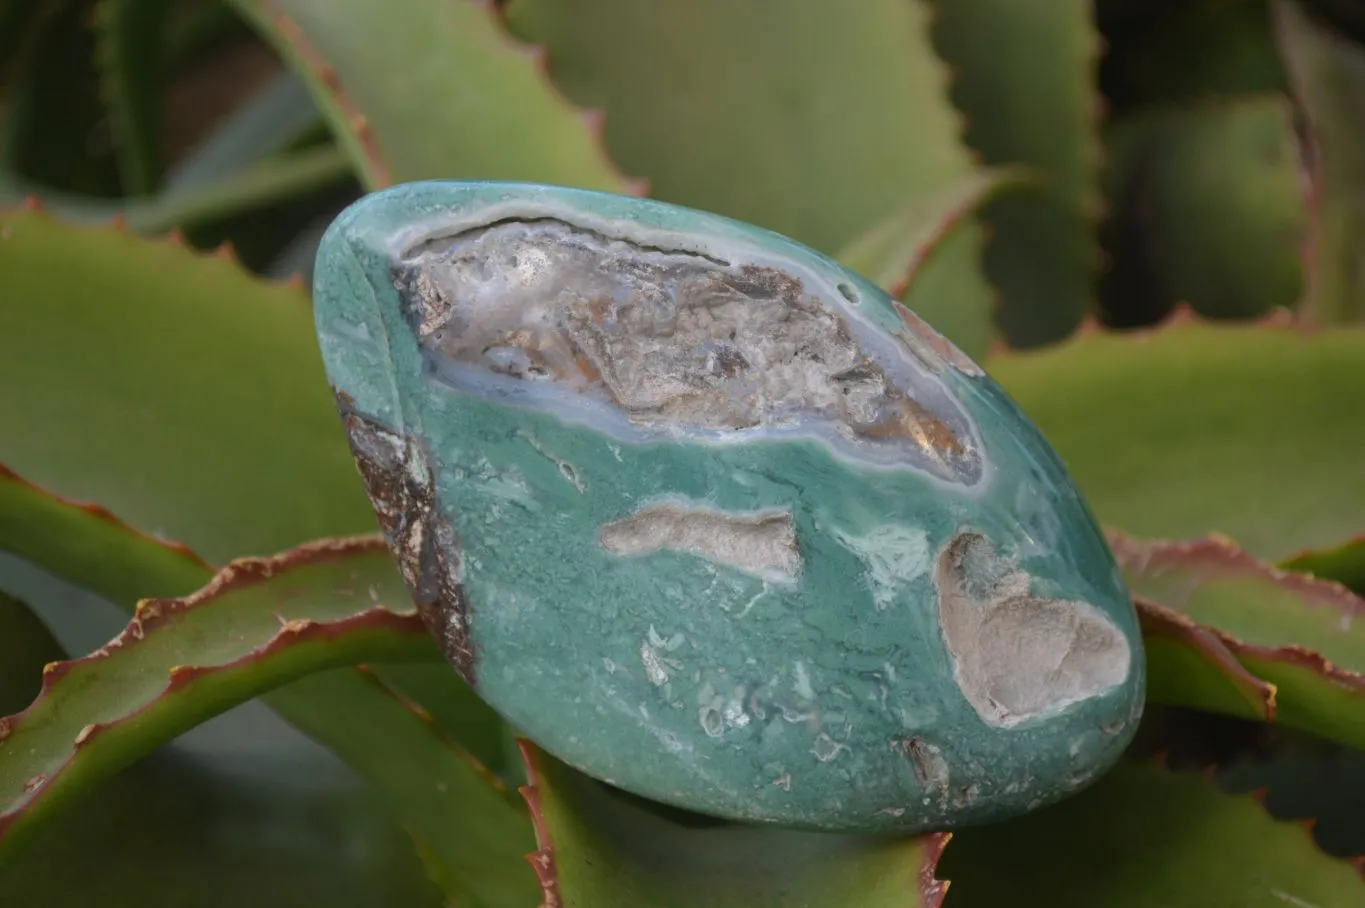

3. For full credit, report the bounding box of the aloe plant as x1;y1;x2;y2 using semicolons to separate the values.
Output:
2;0;1364;904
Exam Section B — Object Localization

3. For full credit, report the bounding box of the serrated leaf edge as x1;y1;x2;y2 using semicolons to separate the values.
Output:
0;535;428;848
517;739;564;908
485;0;646;197
929;0;1106;346
516;739;953;908
1147;752;1365;877
256;0;392;187
3;194;311;291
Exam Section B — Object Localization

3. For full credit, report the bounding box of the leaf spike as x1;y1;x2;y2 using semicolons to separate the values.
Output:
212;240;240;265
486;0;644;196
517;739;563;908
918;831;953;907
264;7;393;188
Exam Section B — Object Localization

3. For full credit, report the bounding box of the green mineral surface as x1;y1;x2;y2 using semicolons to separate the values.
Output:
312;181;1144;833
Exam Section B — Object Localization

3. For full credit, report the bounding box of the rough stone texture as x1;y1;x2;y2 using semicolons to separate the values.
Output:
313;181;1145;833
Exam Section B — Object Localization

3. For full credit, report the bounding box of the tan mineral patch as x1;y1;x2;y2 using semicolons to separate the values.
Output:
935;532;1131;728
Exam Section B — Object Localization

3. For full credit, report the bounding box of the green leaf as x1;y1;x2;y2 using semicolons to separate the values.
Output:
0;537;438;865
503;0;996;350
0;463;210;604
0;590;64;716
930;0;1101;347
1103;0;1287;106
3;0;123;196
1284;535;1365;595
1137;597;1277;723
0;143;354;235
1113;532;1365;749
941;759;1365;906
987;317;1365;560
228;0;634;192
94;0;176;194
517;740;950;908
836;166;1033;360
282;668;539;907
4;745;446;907
1275;0;1365;323
0;205;376;564
1099;96;1305;324
369;662;512;781
163;70;324;190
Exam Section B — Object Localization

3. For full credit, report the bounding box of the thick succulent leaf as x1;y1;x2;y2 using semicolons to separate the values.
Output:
1284;535;1365;595
1275;0;1365;323
1137;598;1277;722
987;316;1365;560
281;668;539;907
0;591;64;716
1114;533;1365;749
94;0;175;194
836;166;1032;360
1099;96;1305;324
518;741;949;908
0;144;352;236
228;0;633;193
1103;0;1286;105
3;0;122;196
0;204;376;564
369;662;512;780
941;759;1365;906
503;0;997;350
930;0;1101;347
163;70;323;190
0;464;210;603
4;746;445;907
0;537;439;864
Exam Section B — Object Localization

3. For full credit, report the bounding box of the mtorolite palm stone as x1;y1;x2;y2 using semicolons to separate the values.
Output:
312;181;1145;833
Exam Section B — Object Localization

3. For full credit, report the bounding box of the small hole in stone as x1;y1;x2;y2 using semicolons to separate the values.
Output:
837;283;859;304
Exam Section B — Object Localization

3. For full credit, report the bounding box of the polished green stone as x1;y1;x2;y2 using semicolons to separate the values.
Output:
312;181;1145;833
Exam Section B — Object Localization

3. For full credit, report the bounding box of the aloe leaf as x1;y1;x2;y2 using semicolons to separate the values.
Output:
1103;0;1287;106
0;204;375;564
163;69;323;190
503;0;997;351
1115;532;1365;749
227;0;633;193
1284;535;1365;595
3;0;122;195
1137;598;1277;722
0;591;64;716
0;463;209;607
930;0;1102;347
280;668;539;907
836;166;1033;359
1099;96;1305;324
988;316;1365;560
94;0;175;194
368;662;512;780
0;537;440;865
941;759;1365;906
4;746;446;906
0;143;352;237
517;740;950;908
1275;0;1365;323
